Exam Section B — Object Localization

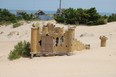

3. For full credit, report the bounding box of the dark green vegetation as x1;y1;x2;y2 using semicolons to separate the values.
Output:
0;9;17;25
13;22;22;28
8;41;30;60
108;14;116;22
17;12;38;21
0;8;116;26
0;8;38;26
55;7;116;25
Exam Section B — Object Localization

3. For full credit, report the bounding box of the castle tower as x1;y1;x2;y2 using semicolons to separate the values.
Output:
31;27;40;55
67;28;75;52
99;36;108;47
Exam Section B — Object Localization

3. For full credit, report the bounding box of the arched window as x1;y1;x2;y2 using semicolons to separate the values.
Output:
56;37;59;46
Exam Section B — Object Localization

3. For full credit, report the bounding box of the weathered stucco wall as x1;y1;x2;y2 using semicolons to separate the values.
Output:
31;23;86;55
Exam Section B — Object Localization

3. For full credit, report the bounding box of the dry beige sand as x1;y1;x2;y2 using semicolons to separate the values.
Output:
0;20;116;77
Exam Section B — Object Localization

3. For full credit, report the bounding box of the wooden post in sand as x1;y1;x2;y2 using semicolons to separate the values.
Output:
99;36;108;47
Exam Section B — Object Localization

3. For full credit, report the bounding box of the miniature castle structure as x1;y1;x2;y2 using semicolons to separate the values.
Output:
99;36;108;47
30;23;86;57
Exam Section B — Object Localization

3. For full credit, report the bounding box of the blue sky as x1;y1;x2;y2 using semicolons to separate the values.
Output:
0;0;116;13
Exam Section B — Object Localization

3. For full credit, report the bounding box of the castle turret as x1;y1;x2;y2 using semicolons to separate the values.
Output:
67;28;75;52
31;27;40;56
99;36;108;47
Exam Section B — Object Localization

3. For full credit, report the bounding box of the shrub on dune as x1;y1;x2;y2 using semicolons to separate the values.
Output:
13;22;22;28
8;41;30;60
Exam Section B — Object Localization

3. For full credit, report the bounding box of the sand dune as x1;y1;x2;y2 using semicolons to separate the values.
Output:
0;21;116;77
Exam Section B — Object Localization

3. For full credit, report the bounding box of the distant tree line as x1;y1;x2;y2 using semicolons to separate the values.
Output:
108;14;116;22
0;8;116;26
55;7;116;25
0;9;38;25
17;12;38;21
0;9;17;24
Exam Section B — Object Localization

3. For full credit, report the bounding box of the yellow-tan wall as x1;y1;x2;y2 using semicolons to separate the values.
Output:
31;24;86;54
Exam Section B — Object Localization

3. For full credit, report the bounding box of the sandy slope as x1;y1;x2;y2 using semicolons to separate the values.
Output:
0;21;116;77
